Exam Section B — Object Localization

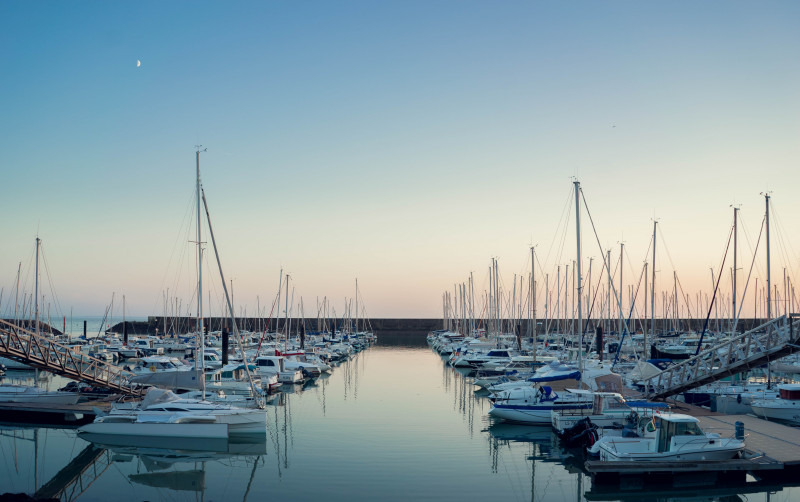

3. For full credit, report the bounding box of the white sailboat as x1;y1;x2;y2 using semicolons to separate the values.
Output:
82;149;267;439
0;238;80;406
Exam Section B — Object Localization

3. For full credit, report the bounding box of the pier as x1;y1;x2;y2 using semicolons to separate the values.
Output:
0;401;111;425
641;314;800;400
0;319;143;396
586;401;800;486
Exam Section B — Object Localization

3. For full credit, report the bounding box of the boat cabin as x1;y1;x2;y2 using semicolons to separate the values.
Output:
778;383;800;400
653;413;705;453
255;356;286;372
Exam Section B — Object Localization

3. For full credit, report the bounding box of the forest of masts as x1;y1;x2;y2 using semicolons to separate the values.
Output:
443;193;797;340
152;272;373;337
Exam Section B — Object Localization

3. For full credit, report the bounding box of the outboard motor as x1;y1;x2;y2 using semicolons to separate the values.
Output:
557;417;598;449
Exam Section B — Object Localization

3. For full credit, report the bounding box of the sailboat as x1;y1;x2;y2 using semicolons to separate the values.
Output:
488;181;622;425
81;149;267;439
0;238;80;406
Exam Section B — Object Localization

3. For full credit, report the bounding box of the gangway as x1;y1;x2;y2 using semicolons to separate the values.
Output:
642;314;800;399
0;319;144;397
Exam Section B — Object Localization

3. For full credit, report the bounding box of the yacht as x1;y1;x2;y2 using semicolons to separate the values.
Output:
594;412;744;461
750;383;800;425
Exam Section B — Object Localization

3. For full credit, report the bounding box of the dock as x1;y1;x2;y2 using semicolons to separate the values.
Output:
586;400;800;486
0;401;112;426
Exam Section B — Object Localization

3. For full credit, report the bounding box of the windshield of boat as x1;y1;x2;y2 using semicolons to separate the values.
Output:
672;421;703;436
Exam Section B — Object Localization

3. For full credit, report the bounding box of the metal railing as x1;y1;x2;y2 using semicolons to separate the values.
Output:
642;315;800;399
0;319;143;396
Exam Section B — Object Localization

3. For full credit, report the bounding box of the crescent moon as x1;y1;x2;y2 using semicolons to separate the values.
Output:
137;60;141;67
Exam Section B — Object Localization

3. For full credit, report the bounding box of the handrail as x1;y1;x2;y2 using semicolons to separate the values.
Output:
0;319;143;396
641;315;800;399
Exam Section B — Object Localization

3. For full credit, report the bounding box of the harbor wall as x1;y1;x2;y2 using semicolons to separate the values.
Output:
103;317;773;336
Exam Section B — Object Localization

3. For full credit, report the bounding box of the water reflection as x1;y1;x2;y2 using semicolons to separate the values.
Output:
3;343;800;501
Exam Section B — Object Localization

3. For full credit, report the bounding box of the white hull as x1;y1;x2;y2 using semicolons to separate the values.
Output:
80;420;228;439
598;440;742;461
0;385;80;405
750;402;800;425
490;403;590;424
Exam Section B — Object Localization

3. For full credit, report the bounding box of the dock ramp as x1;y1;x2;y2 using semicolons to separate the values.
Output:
642;315;800;399
0;319;144;396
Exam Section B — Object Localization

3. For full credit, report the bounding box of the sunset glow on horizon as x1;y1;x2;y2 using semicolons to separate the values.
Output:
2;1;798;320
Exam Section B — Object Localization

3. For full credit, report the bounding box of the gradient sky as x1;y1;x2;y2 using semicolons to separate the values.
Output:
1;1;799;320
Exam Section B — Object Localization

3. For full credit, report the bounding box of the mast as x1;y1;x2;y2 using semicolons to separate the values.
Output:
574;180;583;374
14;262;20;328
355;278;359;334
531;246;537;364
765;193;771;321
733;206;738;332
650;220;657;359
196;146;206;397
34;237;40;336
469;271;475;336
618;243;623;337
556;265;561;335
285;274;290;342
606;250;611;335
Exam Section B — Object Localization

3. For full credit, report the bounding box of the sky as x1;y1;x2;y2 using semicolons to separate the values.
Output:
1;1;799;320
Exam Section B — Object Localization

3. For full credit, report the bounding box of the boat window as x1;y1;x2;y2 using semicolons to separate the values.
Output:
673;421;703;436
607;397;628;409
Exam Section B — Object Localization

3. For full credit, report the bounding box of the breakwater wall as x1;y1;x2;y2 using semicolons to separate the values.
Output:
106;317;773;336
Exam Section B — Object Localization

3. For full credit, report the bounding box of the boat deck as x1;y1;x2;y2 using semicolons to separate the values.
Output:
586;398;800;485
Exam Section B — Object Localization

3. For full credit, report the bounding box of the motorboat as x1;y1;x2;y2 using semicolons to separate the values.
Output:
0;384;80;405
750;383;800;425
489;385;592;424
594;412;744;461
550;389;668;433
206;363;262;395
254;355;304;383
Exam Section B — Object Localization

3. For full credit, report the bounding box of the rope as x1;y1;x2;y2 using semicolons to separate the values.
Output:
695;222;734;355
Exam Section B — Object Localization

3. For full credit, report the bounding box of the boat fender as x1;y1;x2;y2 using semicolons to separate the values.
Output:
737;394;742;404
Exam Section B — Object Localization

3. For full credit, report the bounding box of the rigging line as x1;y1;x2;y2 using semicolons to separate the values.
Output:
151;187;196;316
674;274;695;321
622;260;649;339
541;185;575;274
733;215;766;330
38;245;64;322
201;187;263;407
770;202;799;285
695;221;734;355
740;213;765;281
656;221;681;274
622;235;651;290
581;254;609;338
578;188;637;345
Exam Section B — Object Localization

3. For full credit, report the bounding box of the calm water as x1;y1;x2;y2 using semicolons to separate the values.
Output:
2;338;800;501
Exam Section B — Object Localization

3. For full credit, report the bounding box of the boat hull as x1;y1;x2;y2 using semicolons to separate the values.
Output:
80;421;228;439
750;402;800;425
490;403;591;424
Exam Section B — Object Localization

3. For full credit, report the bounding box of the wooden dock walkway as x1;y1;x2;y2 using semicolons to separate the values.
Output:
586;400;800;486
668;400;800;464
696;414;800;465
